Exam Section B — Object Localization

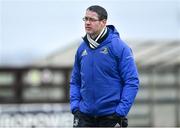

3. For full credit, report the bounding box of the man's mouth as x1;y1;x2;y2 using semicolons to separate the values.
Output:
85;27;91;30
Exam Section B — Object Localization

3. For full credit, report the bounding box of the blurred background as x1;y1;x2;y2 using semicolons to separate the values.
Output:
0;0;180;127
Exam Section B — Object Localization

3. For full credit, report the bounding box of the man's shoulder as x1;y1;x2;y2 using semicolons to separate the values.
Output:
110;38;130;51
111;38;129;48
109;38;131;58
77;40;88;53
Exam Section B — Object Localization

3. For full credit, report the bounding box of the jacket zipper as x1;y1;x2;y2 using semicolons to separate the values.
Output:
91;50;96;114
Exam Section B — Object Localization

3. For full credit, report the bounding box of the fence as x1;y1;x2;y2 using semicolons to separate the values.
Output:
0;66;71;103
0;66;180;127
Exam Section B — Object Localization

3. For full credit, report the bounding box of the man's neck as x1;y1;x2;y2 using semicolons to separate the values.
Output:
89;27;105;40
89;33;99;40
86;26;108;49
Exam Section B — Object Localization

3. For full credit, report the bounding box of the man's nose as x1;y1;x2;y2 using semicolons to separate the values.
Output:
85;20;91;24
85;20;90;24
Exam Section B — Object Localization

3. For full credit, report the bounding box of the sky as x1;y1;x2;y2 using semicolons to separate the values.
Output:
0;0;180;66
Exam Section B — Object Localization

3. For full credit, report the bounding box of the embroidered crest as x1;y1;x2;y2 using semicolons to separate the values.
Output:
100;47;108;54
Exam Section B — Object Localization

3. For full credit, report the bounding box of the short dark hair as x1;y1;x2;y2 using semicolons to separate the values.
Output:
86;5;108;20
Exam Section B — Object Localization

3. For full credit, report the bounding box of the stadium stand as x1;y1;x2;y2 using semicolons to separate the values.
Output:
0;39;180;127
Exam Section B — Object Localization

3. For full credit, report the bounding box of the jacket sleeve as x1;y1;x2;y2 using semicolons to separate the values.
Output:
116;45;139;116
70;50;81;113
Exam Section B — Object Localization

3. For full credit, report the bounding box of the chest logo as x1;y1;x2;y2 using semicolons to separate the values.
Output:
81;49;88;56
100;47;108;54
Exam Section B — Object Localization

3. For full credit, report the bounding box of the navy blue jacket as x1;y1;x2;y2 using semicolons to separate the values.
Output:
70;25;139;116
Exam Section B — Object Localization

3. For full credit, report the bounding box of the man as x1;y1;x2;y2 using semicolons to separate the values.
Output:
70;5;139;127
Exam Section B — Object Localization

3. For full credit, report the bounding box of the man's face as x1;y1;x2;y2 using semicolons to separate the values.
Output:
84;10;106;37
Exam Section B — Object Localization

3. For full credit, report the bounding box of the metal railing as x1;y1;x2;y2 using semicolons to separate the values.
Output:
0;66;72;103
0;66;179;127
